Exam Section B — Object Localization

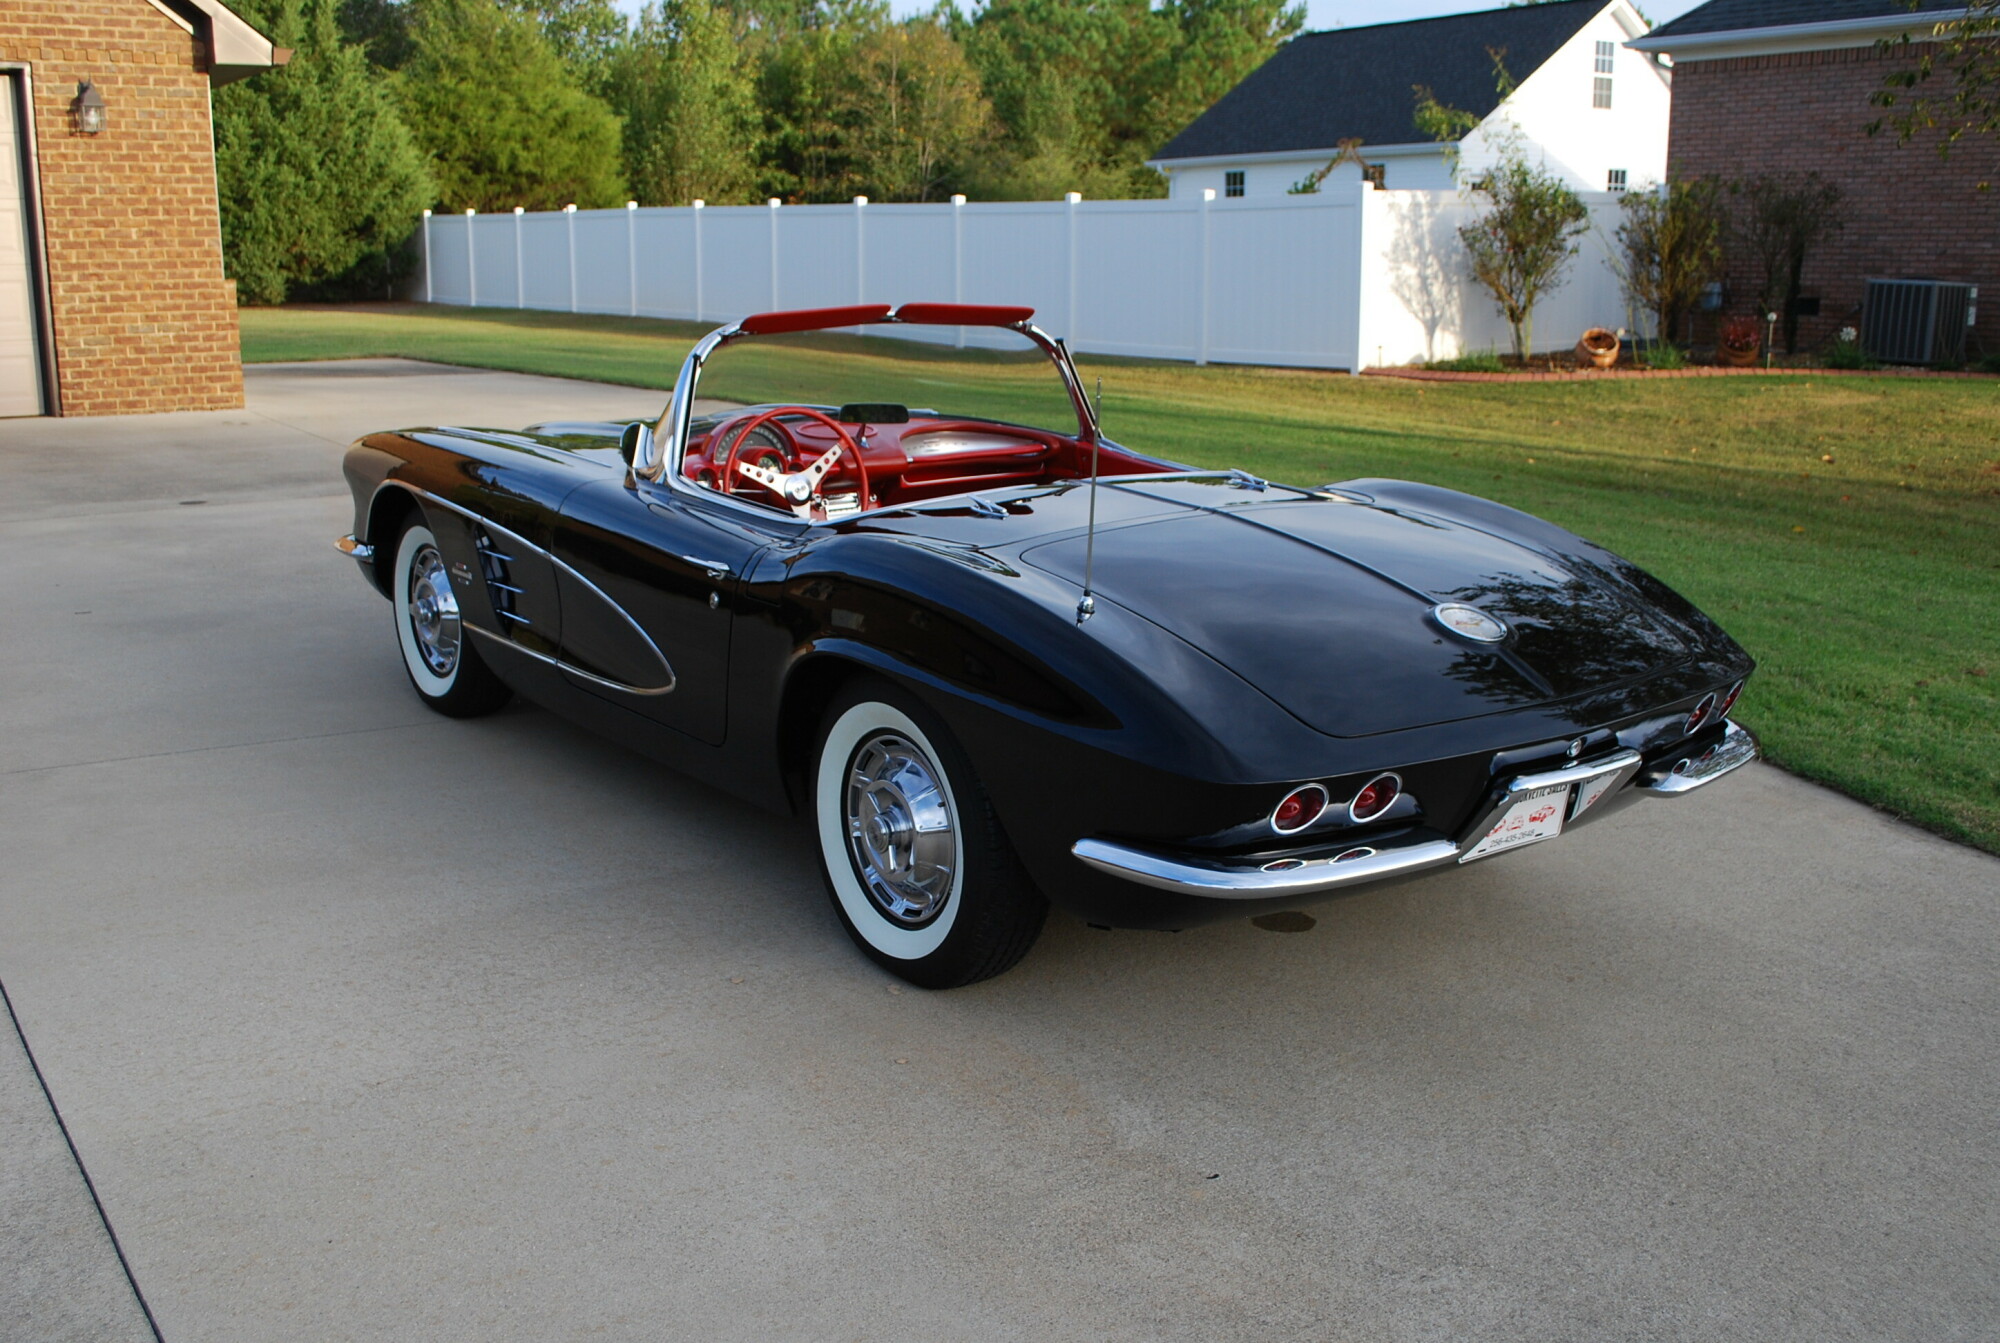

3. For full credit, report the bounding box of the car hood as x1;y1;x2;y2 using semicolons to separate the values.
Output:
1019;491;1692;738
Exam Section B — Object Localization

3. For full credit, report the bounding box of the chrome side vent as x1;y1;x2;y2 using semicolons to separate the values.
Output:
474;529;529;627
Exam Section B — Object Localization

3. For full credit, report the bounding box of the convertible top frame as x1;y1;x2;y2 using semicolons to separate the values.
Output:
629;303;1100;487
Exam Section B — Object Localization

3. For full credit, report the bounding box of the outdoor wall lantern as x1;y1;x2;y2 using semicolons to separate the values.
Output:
72;80;107;135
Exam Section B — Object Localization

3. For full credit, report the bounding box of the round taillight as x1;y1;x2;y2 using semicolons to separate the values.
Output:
1348;772;1402;823
1270;784;1328;835
1685;692;1718;736
1717;680;1744;719
1334;847;1376;863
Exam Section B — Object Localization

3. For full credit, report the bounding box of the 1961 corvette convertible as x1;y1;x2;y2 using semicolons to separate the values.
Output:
337;302;1758;987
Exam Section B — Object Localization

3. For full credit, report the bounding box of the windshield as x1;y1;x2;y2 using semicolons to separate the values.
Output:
693;327;1085;438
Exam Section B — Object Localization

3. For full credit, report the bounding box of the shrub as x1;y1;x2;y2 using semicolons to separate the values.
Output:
1644;340;1688;370
1825;328;1880;370
1426;348;1507;373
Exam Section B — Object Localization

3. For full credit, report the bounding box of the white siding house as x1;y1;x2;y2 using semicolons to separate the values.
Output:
1149;0;1668;199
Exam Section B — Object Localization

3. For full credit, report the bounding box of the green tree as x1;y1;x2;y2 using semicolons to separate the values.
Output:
606;0;762;204
215;0;435;303
501;0;629;78
1730;173;1844;353
395;0;627;211
1870;0;2000;188
838;20;993;201
959;0;1300;200
1616;175;1726;343
734;0;885;201
1458;155;1589;359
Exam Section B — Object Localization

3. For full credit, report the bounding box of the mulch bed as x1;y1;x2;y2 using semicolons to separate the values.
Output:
1364;363;1997;383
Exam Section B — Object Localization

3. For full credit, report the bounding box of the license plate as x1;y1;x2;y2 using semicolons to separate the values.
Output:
1460;783;1572;863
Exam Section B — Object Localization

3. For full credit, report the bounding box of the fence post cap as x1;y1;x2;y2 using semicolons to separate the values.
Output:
692;198;705;209
563;203;577;213
513;206;524;214
465;207;476;215
950;194;966;206
854;195;868;206
767;198;782;208
627;200;638;210
422;208;432;217
1065;191;1083;203
1202;188;1216;201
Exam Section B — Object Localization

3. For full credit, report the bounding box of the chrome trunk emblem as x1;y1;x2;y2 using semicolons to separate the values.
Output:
1432;603;1508;643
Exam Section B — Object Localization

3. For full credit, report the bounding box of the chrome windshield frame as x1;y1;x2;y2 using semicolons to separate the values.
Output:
629;316;1101;497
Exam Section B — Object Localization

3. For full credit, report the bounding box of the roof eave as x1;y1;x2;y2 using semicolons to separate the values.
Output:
1631;9;1972;59
1147;141;1453;171
161;0;290;85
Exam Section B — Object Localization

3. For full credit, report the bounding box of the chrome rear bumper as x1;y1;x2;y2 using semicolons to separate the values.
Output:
1071;722;1758;901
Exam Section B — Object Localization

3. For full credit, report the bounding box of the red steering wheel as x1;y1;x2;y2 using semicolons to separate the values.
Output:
719;406;869;517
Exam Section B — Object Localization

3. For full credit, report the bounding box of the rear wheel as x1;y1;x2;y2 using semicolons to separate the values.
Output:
814;677;1046;988
390;518;511;718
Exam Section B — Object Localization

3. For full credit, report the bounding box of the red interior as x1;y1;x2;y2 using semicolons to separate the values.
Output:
683;411;1172;510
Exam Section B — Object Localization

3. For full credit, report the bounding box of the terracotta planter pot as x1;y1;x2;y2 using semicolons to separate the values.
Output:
1575;328;1620;369
1719;342;1760;368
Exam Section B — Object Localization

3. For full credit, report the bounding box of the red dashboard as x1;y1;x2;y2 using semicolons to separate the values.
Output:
684;412;1167;510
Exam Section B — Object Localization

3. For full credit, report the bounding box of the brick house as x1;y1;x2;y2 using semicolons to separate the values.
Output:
0;0;283;417
1633;0;1999;357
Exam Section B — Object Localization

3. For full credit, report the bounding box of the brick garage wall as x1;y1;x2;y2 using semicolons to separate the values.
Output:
0;1;242;414
1668;43;2000;359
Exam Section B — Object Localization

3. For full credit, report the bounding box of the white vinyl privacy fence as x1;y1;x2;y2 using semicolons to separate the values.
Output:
416;186;1642;372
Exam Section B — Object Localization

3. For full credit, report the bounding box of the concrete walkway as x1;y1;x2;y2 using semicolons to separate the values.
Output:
1;360;1995;1341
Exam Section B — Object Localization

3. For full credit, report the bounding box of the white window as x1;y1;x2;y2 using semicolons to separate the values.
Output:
1607;169;1627;192
1224;170;1244;198
1595;40;1615;74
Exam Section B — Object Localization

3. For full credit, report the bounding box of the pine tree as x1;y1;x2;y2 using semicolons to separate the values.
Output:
214;0;435;303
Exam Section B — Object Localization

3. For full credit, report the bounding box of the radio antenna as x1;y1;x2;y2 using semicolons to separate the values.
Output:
1077;376;1101;623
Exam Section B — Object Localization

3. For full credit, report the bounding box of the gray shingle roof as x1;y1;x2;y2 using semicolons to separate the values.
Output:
1649;0;1962;40
1152;0;1607;162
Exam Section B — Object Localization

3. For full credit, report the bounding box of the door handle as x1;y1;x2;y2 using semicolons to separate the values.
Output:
680;555;733;580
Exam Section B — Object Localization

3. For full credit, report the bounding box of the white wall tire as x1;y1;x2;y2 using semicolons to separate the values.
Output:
389;517;511;718
813;676;1046;988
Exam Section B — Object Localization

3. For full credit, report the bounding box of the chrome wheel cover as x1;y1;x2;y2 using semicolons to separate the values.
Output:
845;732;957;926
406;543;462;677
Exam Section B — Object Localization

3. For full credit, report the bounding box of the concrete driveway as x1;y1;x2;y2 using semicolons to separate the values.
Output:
2;360;1995;1343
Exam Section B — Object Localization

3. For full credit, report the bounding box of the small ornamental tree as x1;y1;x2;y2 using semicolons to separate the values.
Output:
1731;172;1844;353
1616;175;1726;344
1458;156;1589;360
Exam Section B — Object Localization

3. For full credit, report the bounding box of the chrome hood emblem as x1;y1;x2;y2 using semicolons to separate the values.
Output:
1432;603;1509;644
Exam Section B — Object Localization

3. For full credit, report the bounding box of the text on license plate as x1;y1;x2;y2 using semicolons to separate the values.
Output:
1460;783;1571;863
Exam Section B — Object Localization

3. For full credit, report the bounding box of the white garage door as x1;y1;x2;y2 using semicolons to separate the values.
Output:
0;77;46;417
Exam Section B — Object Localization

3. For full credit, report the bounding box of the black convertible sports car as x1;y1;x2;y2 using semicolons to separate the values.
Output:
338;302;1758;987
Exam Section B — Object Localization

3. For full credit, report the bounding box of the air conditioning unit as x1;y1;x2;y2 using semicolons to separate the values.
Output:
1862;279;1977;364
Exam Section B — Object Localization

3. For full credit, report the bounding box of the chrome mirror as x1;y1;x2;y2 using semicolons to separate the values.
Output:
620;420;653;469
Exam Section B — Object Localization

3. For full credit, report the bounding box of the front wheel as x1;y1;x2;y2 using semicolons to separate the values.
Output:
390;518;512;718
814;677;1047;988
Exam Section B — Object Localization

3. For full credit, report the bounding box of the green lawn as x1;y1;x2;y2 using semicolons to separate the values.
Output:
244;303;2000;856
